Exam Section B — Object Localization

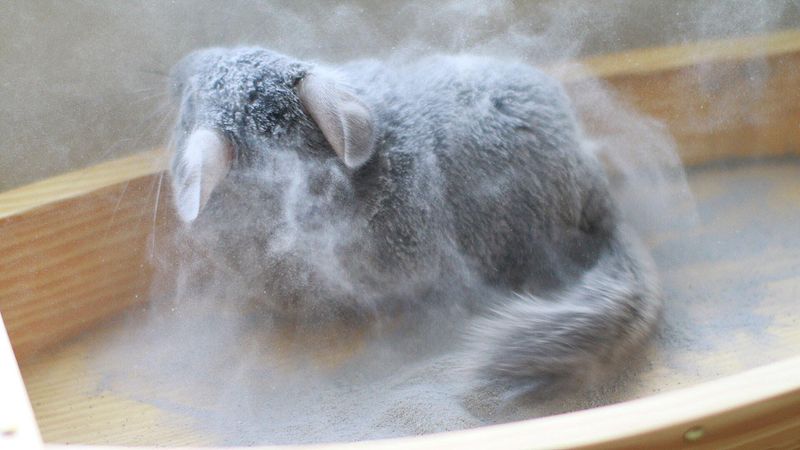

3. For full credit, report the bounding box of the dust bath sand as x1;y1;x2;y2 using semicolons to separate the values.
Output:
88;158;800;445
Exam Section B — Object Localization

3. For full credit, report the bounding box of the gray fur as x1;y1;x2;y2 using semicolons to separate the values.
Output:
168;47;662;399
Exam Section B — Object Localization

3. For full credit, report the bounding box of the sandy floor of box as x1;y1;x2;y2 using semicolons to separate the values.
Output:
19;157;800;446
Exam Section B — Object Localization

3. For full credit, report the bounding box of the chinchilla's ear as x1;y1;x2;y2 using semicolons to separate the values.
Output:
297;72;375;169
170;128;233;223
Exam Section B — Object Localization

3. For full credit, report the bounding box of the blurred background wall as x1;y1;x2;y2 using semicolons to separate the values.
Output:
1;0;798;190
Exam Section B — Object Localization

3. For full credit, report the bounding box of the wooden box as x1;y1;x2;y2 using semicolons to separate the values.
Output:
2;30;800;449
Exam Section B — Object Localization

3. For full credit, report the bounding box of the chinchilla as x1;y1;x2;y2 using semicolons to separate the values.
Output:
167;47;661;400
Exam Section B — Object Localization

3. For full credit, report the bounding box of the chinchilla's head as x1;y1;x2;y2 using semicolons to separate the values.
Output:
168;47;376;223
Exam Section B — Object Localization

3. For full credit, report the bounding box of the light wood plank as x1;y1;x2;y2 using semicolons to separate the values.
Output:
0;314;43;449
0;173;174;360
0;149;168;220
552;29;800;81
554;29;800;165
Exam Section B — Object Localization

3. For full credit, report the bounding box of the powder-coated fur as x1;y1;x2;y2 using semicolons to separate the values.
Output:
169;47;662;399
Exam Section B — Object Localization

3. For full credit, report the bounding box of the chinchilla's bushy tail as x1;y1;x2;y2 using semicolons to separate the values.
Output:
469;224;661;399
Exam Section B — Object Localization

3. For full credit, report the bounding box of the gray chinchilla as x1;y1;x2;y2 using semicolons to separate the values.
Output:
167;47;662;400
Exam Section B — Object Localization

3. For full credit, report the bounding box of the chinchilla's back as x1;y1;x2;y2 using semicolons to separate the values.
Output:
345;55;613;289
343;55;662;399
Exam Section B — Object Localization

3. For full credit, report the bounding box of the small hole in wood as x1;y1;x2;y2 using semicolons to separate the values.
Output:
684;425;705;442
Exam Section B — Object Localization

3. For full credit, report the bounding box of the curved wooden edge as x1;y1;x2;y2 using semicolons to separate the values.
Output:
39;355;800;450
0;314;43;450
0;149;168;220
549;28;800;81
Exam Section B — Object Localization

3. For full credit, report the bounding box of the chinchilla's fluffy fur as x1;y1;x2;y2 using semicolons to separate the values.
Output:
168;48;661;399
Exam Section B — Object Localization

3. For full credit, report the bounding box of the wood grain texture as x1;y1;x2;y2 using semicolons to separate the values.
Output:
0;149;167;220
0;151;172;360
0;314;43;449
554;29;800;165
